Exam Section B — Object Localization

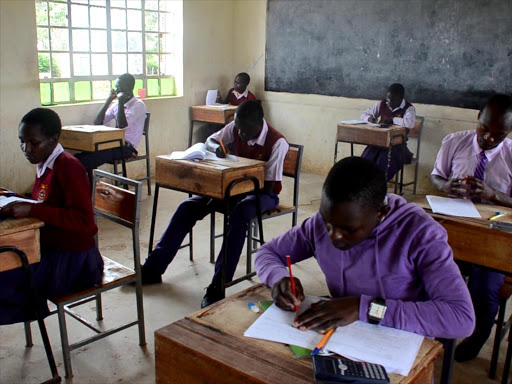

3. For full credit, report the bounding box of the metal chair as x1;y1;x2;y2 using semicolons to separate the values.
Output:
209;144;304;276
24;170;146;378
489;277;512;380
400;116;424;194
112;112;152;195
1;246;61;384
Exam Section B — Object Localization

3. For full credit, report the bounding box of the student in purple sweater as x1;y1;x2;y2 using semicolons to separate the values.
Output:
255;157;475;339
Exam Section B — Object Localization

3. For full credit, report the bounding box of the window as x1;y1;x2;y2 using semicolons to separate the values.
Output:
35;0;182;105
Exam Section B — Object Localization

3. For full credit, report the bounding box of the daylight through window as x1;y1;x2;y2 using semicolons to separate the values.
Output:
35;0;182;105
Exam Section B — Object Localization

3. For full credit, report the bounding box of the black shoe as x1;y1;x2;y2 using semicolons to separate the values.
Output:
138;264;162;285
201;284;224;308
454;335;487;362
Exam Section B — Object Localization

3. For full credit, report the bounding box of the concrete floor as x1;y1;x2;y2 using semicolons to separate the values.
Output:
1;172;510;383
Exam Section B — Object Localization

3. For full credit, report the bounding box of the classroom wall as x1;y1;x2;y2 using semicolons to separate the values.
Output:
0;0;235;192
232;0;480;194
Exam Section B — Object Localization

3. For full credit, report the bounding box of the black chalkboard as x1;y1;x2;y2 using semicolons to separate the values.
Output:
265;0;512;109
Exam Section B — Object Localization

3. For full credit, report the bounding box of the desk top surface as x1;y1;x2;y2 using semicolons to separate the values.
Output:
183;284;441;384
338;122;405;132
62;125;123;133
191;104;238;111
156;155;266;172
413;196;512;229
0;218;44;235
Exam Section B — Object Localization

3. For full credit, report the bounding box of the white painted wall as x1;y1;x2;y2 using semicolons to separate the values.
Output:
0;0;235;192
231;0;481;194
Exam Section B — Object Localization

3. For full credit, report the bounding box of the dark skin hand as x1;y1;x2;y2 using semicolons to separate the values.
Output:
272;276;360;333
379;115;393;124
1;202;32;219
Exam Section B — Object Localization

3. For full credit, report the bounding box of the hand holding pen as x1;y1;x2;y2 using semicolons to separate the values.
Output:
271;256;304;312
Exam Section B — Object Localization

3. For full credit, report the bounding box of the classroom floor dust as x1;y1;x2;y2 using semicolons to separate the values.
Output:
1;172;510;384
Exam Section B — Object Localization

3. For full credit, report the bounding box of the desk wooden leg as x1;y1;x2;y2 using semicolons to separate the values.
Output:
148;184;160;254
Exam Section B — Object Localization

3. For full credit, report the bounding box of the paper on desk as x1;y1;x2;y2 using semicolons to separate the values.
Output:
63;125;118;132
0;196;40;208
426;195;482;218
326;321;423;376
244;298;423;376
339;120;366;125
206;90;219;105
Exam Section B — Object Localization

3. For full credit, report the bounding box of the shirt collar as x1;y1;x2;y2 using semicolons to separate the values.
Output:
37;143;64;178
232;88;249;100
386;99;406;112
247;119;268;146
472;132;504;162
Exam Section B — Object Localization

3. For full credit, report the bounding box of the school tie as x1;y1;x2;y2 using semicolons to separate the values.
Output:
474;151;487;181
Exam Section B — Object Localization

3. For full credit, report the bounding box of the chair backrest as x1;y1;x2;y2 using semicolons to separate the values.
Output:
408;116;424;138
92;170;142;229
143;112;150;136
282;144;304;206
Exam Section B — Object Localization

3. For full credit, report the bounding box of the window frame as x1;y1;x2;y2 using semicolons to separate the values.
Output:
36;0;180;105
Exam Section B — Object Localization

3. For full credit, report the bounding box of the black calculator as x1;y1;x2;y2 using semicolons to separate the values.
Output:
312;355;390;383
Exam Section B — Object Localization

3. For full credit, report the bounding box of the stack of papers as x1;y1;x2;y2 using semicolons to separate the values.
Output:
244;298;424;376
426;195;482;218
0;196;40;208
167;143;237;162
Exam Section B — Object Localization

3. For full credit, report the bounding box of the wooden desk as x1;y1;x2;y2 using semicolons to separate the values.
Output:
150;156;266;293
189;105;238;146
0;218;43;272
60;125;127;177
155;284;442;384
413;197;512;275
334;123;407;193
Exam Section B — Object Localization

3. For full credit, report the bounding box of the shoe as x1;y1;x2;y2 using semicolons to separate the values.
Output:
201;284;224;308
454;335;487;362
138;264;162;285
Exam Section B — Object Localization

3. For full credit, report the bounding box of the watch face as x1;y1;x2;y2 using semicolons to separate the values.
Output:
369;302;387;320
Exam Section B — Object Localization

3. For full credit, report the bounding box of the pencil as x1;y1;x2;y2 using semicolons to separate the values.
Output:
311;328;335;356
218;137;227;156
286;255;298;313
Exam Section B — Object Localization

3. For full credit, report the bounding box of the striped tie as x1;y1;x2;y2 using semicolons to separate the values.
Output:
474;151;487;180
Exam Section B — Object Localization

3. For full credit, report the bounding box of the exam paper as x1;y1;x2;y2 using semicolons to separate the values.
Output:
339;120;366;125
0;196;40;208
426;195;482;218
206;90;219;105
244;299;424;376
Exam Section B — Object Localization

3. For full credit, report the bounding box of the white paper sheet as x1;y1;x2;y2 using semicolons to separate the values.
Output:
63;125;118;132
206;90;219;105
0;196;40;208
244;299;423;376
426;195;482;218
167;143;237;162
339;120;366;124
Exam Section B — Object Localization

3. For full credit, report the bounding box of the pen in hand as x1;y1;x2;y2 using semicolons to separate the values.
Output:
218;137;227;156
286;255;298;313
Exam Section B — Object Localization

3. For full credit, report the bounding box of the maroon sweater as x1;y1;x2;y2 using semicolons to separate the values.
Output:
29;152;97;251
233;124;286;194
226;88;257;105
378;100;413;121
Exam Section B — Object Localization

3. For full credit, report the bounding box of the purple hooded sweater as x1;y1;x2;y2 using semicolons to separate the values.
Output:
255;194;475;339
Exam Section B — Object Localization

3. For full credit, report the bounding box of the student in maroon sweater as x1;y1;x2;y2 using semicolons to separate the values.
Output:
217;72;257;106
141;101;288;308
0;108;103;325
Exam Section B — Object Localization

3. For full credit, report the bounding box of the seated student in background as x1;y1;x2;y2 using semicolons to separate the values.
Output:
431;93;512;362
141;101;288;308
255;157;474;339
217;72;257;106
360;83;416;181
76;72;147;182
0;108;103;325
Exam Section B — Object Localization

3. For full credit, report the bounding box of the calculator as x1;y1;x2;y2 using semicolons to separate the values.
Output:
312;355;390;383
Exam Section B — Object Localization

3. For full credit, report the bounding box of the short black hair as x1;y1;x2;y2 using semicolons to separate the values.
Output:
236;72;250;84
483;93;512;115
118;73;135;90
20;108;62;138
323;157;387;209
236;100;263;124
388;83;405;98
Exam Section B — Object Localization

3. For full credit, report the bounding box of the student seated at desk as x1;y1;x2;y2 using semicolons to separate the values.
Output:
0;108;103;325
76;72;147;182
142;101;288;307
255;157;474;339
431;93;512;362
360;83;416;181
217;72;257;106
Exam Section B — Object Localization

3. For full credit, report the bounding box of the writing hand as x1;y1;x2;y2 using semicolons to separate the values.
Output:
461;176;495;201
272;276;305;312
379;116;393;124
0;202;33;219
293;296;360;333
215;146;226;158
368;116;377;123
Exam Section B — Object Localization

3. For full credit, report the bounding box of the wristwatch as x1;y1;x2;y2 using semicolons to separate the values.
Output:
368;297;387;324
